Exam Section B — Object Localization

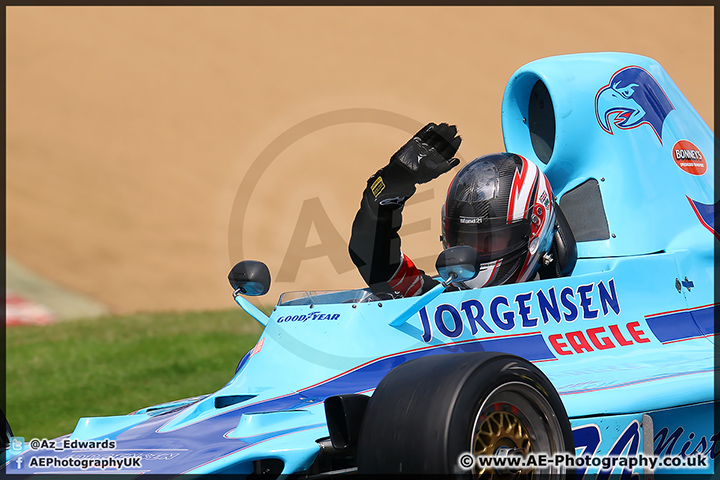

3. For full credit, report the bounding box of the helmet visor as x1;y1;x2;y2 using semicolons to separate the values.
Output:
443;216;531;262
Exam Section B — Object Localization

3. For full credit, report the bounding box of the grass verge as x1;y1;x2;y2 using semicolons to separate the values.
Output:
6;309;263;440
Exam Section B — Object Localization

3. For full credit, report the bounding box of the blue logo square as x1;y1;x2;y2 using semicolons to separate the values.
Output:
10;437;24;452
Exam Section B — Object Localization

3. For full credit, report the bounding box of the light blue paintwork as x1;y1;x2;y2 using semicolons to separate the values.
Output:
502;52;715;258
3;52;715;478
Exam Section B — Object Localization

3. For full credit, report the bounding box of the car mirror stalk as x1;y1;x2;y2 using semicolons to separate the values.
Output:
389;246;480;327
229;260;272;326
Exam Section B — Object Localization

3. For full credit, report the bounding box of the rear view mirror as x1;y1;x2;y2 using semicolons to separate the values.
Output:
435;246;480;284
389;246;480;328
228;260;271;296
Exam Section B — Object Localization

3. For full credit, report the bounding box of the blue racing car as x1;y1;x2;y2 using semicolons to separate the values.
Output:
3;52;716;479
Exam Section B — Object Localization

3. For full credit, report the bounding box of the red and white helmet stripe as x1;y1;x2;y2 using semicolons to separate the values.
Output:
507;157;539;222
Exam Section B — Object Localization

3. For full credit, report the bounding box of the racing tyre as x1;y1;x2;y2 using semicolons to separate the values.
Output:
356;352;573;478
1;410;13;449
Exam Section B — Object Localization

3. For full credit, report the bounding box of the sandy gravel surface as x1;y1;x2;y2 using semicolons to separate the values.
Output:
6;7;713;315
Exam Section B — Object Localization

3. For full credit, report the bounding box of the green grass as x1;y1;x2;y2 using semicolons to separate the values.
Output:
6;309;264;440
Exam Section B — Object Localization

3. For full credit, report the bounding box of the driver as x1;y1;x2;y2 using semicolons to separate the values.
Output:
348;122;560;297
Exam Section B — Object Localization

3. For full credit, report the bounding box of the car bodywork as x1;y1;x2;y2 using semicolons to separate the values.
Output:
4;52;716;478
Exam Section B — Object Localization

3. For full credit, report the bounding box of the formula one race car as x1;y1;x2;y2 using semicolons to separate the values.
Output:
3;52;716;479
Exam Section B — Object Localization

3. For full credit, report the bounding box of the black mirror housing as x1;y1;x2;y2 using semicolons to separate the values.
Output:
228;260;271;296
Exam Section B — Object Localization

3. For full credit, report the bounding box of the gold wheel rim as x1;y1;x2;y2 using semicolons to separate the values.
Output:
473;406;533;479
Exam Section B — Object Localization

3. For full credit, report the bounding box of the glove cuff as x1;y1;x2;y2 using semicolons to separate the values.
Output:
365;164;416;207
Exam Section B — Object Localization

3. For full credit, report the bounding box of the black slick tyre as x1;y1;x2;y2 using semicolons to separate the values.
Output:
356;351;574;478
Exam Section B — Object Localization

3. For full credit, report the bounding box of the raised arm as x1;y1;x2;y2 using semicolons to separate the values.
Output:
348;123;461;297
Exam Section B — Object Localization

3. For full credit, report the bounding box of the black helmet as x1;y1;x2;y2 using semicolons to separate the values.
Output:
441;153;556;287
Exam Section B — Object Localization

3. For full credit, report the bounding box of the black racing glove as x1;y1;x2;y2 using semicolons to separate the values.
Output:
370;123;462;206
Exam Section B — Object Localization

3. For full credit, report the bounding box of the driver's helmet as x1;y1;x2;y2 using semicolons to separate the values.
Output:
441;153;556;288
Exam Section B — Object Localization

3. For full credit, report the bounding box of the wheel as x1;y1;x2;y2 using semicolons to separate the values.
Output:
1;410;13;449
356;352;574;478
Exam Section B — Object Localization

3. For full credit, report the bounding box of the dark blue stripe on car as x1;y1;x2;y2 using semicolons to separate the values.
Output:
478;333;556;361
645;305;714;343
690;305;715;337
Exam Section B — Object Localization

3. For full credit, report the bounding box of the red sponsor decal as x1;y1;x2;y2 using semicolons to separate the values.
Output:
548;321;651;356
672;140;706;175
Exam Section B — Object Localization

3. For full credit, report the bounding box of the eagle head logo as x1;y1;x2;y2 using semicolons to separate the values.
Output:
595;66;674;144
